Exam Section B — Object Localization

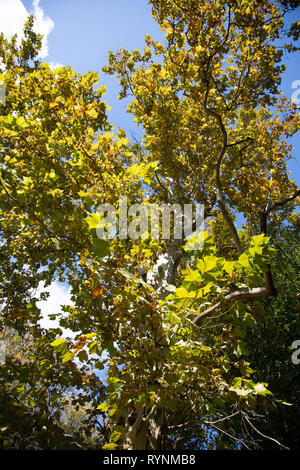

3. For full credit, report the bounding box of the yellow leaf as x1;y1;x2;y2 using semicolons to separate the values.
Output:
86;108;98;119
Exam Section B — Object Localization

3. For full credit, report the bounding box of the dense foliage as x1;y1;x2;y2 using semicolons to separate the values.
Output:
0;1;299;450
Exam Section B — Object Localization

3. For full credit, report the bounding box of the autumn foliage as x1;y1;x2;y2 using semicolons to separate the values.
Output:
0;1;300;450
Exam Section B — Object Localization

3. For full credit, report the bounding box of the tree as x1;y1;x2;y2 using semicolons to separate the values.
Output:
0;17;111;450
242;218;300;449
0;1;299;450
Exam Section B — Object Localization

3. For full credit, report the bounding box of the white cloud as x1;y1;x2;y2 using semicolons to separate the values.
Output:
36;281;108;374
0;0;27;40
36;280;76;338
48;61;63;71
0;0;54;58
31;0;54;58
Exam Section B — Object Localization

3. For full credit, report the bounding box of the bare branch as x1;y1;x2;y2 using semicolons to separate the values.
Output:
242;411;290;450
204;421;251;450
204;410;240;425
227;137;253;148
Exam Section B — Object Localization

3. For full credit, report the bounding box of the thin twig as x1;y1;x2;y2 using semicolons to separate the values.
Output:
204;410;240;425
205;422;251;450
242;411;290;450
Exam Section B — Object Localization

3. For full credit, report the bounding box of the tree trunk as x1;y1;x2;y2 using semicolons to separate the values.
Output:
122;405;166;450
121;244;182;450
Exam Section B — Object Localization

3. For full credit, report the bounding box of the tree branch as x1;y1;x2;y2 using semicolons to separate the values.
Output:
201;74;244;255
266;188;300;215
0;387;85;450
193;284;275;326
194;178;300;325
204;410;240;425
204;421;251;450
241;411;289;450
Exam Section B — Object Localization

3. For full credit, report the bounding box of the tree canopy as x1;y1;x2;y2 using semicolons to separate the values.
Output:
0;1;299;451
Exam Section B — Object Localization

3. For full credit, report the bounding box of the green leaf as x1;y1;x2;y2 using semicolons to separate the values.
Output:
102;443;118;450
251;233;269;246
97;402;110;411
136;393;148;406
184;269;203;283
223;260;235;274
213;396;225;408
232;377;243;389
86;108;98;119
111;431;122;443
88;339;101;354
183;231;204;251
175;287;196;299
125;161;159;180
77;349;88;362
90;228;109;259
16;116;29;129
253;382;273;396
50;338;68;353
61;351;75;363
198;282;214;297
84;212;104;230
85;213;109;258
167;311;181;324
82;332;97;339
238;252;250;268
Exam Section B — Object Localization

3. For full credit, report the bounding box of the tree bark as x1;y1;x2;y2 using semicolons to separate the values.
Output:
119;244;182;450
122;405;166;450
